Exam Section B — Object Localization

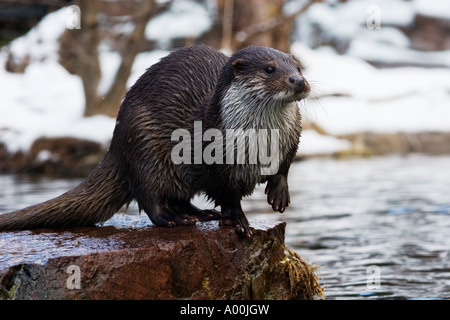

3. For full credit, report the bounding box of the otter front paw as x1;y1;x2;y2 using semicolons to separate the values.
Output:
265;176;290;213
220;217;252;238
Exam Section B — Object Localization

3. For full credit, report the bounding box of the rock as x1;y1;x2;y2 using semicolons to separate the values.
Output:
0;217;323;300
338;132;450;156
407;14;450;52
0;137;105;177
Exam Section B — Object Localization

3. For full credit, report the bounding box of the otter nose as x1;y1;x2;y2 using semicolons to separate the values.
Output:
288;75;305;92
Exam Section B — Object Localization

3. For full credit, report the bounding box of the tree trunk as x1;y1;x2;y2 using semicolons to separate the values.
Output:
97;0;156;117
59;0;158;118
202;0;320;53
76;0;101;117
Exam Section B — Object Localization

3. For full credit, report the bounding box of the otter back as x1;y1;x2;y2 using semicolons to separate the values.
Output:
110;45;229;208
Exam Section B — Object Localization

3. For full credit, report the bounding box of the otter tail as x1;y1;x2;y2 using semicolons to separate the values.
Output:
0;152;132;231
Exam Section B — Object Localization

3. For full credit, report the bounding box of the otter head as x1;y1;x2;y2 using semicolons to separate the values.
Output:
217;46;309;130
229;46;310;103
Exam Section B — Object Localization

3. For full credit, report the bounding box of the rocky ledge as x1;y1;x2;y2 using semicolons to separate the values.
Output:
0;217;322;300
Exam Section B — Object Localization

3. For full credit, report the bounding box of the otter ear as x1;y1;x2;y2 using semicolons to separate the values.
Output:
232;58;246;75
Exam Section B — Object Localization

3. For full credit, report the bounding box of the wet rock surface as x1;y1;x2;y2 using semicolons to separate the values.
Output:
0;217;322;300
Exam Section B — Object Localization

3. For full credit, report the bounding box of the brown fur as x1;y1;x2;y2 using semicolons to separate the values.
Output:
0;45;310;237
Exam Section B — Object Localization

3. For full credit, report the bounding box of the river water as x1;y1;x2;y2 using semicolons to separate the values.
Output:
1;155;450;299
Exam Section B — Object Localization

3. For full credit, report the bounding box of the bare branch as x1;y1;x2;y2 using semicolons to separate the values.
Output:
102;0;157;115
234;0;321;46
221;0;234;50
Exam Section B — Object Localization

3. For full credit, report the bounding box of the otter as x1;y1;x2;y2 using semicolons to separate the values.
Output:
0;45;310;237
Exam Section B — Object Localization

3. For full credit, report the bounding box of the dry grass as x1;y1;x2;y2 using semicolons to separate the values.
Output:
279;246;325;300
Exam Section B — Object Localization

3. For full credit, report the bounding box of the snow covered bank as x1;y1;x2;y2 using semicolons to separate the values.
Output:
0;59;115;153
297;0;450;66
0;48;173;154
145;0;213;48
299;130;351;156
0;8;170;153
0;50;174;153
293;43;450;136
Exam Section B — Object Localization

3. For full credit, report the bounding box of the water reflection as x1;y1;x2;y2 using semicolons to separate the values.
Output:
1;155;450;299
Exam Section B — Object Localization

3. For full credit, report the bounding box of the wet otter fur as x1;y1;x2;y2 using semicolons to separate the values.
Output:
0;45;310;237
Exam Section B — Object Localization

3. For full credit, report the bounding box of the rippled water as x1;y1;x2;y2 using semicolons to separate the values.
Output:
246;155;450;300
1;155;450;299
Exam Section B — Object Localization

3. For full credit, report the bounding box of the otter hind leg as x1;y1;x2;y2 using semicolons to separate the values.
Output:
148;203;197;227
169;200;222;222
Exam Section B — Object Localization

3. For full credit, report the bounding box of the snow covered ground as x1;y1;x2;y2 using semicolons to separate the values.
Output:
294;0;450;141
292;42;450;136
0;2;449;157
296;0;450;67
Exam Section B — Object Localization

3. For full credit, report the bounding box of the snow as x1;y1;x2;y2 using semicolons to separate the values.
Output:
0;8;100;152
1;1;450;157
0;48;172;153
97;50;122;96
97;47;171;96
127;50;170;87
293;42;450;135
414;0;450;20
378;0;416;26
145;0;213;47
6;7;71;65
298;0;450;66
353;27;410;48
299;130;351;156
302;0;416;42
0;59;116;152
0;9;170;153
348;38;450;68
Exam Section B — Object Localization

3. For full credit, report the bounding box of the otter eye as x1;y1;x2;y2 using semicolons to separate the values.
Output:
265;66;275;74
297;66;301;73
